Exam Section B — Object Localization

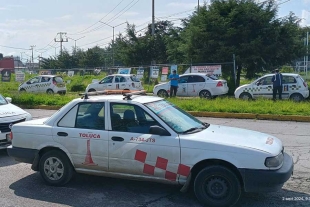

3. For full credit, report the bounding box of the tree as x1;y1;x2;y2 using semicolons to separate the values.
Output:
177;0;304;87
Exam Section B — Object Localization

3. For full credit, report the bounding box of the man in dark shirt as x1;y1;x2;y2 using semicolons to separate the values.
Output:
271;69;283;100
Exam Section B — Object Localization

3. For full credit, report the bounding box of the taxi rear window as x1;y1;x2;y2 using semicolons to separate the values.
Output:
54;77;64;83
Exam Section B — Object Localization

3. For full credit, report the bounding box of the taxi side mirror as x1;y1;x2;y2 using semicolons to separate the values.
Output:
149;125;170;136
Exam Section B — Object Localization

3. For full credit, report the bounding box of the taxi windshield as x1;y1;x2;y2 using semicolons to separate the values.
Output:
0;95;8;105
145;100;209;134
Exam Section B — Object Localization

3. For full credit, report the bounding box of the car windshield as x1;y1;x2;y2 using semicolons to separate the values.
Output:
0;95;8;105
145;100;209;133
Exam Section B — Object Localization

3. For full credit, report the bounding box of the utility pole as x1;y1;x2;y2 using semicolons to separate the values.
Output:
68;36;85;55
99;21;127;67
198;0;200;12
30;45;36;64
152;0;155;36
54;32;68;56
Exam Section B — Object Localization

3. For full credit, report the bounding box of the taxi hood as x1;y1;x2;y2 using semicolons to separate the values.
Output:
0;103;28;117
182;124;282;155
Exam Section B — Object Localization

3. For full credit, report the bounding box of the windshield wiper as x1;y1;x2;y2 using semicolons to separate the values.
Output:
182;127;205;134
203;122;210;128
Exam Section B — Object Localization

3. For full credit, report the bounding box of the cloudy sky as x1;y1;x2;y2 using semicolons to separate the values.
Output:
0;0;309;63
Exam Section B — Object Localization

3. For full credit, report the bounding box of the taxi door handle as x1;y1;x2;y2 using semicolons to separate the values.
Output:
111;136;124;142
57;132;68;137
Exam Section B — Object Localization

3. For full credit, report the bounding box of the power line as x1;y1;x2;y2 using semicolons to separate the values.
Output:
0;44;30;50
68;0;126;35
106;0;140;24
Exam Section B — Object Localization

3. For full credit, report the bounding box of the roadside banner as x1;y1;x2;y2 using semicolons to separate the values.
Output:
1;69;11;82
161;75;167;82
150;66;159;78
40;70;52;75
162;67;169;75
15;71;25;82
68;71;74;77
118;68;131;74
191;65;222;76
137;68;144;79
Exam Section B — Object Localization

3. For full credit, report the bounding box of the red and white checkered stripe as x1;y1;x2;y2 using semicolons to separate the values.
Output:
134;149;190;181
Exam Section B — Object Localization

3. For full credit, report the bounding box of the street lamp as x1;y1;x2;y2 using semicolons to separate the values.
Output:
99;21;127;67
67;36;85;54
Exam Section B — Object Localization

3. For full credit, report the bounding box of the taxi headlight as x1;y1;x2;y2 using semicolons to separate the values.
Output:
265;152;284;168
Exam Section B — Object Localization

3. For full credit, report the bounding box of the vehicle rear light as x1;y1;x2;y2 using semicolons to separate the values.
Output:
216;81;223;87
53;81;57;85
303;82;307;87
10;132;13;140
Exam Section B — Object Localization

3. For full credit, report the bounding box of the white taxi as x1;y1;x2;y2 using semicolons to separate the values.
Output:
7;91;293;207
153;73;229;98
18;75;67;95
235;73;309;101
0;94;32;149
85;74;143;93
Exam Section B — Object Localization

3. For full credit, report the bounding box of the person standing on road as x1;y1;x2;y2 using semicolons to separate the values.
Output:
169;70;179;98
271;69;283;100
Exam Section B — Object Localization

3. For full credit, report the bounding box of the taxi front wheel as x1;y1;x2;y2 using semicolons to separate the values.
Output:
194;165;241;207
39;150;74;186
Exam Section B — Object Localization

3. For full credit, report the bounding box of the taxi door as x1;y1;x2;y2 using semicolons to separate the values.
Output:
38;77;51;93
187;75;206;97
97;76;114;91
176;75;188;97
107;102;181;182
252;76;273;99
282;75;297;99
52;102;109;171
25;76;41;92
113;76;127;90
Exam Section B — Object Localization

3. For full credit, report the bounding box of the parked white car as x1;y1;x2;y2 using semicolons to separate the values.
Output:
18;75;67;95
0;95;32;149
7;91;293;207
153;73;229;98
85;74;143;92
235;73;309;101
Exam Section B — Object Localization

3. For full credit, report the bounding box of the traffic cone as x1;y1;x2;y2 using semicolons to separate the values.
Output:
82;139;97;166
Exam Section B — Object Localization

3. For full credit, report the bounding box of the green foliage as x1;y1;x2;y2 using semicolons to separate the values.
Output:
280;66;295;73
70;84;86;92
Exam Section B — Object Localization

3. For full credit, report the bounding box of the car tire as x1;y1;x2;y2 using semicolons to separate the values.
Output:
19;88;26;93
39;150;74;186
46;89;54;94
88;89;96;92
157;89;168;97
290;93;304;102
239;92;252;100
199;90;212;99
194;165;241;207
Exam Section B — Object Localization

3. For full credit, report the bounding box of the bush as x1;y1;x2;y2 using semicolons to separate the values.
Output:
70;84;86;92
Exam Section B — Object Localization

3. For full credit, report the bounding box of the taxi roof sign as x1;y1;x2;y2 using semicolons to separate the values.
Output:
79;89;146;100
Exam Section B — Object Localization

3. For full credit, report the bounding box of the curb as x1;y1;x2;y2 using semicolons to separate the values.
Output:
188;111;310;122
20;105;310;122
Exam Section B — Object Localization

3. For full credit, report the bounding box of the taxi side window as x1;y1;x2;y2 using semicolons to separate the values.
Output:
28;77;40;84
75;103;105;130
40;77;50;82
110;103;161;134
258;77;273;85
58;105;78;128
282;76;297;84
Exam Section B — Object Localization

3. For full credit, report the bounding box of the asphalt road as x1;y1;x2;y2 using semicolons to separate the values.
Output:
0;109;309;207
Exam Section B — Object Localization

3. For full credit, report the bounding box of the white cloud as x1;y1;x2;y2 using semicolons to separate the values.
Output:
55;15;73;21
167;2;197;9
301;10;310;27
0;7;9;10
304;0;310;4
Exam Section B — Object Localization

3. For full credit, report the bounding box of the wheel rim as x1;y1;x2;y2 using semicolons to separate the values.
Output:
200;91;210;98
44;157;64;181
203;176;231;200
241;94;250;100
158;90;168;97
292;95;301;102
47;90;53;94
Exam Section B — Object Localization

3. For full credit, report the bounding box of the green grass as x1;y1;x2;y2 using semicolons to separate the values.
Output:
1;73;310;116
